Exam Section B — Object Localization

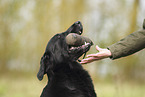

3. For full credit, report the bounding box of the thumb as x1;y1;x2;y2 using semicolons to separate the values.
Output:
96;45;102;52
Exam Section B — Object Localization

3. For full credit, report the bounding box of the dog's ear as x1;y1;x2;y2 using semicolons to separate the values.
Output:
37;53;52;81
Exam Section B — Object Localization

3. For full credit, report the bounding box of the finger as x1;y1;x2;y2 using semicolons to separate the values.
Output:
80;58;99;64
96;45;102;51
87;53;100;57
85;57;101;61
87;54;97;57
86;45;102;57
80;59;94;64
80;57;94;64
80;57;100;64
81;57;94;61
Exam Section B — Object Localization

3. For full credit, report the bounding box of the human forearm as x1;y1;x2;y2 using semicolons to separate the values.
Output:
108;30;145;59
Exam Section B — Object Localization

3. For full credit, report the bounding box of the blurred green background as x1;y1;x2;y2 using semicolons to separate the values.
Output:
0;0;145;97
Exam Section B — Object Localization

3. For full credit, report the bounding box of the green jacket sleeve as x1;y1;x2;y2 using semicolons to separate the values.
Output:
108;19;145;60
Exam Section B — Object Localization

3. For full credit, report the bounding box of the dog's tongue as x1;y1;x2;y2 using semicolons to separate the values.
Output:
66;33;93;47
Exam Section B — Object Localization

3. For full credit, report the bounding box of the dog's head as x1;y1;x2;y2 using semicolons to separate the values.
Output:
37;21;92;81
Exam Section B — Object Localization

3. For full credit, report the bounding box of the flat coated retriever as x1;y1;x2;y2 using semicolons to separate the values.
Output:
37;21;97;97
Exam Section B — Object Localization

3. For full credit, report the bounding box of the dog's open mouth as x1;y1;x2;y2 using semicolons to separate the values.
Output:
66;32;93;61
69;42;91;51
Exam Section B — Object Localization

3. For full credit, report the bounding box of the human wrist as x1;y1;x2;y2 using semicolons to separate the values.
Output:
106;48;112;57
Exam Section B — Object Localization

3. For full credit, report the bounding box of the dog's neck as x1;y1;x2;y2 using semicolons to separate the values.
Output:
46;61;83;81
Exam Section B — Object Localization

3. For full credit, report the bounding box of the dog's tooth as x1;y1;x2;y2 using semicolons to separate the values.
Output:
86;43;89;45
70;47;75;50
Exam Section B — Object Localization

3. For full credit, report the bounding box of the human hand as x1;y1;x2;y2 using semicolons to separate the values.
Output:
80;45;112;64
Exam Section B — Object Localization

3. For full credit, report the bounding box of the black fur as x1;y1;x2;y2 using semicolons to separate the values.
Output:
37;21;97;97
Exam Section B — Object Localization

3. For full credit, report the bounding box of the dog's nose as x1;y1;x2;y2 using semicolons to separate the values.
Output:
75;21;81;24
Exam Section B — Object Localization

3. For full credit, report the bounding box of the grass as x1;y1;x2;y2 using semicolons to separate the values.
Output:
0;72;46;97
0;72;145;97
95;82;145;97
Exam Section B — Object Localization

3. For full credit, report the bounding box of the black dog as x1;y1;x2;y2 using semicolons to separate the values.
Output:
37;21;97;97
